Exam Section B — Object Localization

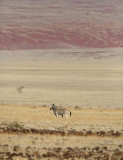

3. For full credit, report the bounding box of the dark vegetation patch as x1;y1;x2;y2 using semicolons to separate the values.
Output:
0;145;123;160
0;123;122;137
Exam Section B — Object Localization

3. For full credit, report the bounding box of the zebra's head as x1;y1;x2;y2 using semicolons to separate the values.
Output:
50;104;56;110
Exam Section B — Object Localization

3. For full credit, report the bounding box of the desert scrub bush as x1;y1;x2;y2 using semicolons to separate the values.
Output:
6;121;24;129
17;86;24;93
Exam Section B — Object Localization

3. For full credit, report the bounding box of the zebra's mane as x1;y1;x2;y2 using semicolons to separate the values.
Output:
52;104;58;109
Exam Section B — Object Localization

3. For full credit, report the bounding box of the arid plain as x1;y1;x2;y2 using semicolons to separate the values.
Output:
0;48;123;108
0;49;123;160
0;0;123;159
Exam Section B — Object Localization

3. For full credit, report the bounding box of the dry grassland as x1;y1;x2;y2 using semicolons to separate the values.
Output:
0;104;123;159
0;48;123;159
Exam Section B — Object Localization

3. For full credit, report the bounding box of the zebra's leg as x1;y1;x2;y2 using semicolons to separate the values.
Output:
54;113;58;117
65;114;68;119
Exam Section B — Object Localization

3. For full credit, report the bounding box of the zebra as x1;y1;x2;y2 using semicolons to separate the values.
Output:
50;104;72;119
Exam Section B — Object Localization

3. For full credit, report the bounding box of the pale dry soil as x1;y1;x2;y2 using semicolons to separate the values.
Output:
0;48;123;108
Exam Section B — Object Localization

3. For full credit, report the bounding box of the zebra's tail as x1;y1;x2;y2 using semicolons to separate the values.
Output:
70;111;72;116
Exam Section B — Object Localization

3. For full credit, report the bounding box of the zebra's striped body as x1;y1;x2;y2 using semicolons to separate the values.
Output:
50;104;71;119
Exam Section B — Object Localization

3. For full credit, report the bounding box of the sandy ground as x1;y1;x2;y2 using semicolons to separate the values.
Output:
0;48;123;108
0;49;123;159
0;104;123;159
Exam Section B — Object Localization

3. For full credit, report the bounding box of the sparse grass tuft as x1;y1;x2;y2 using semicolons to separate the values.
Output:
17;86;24;93
74;106;81;110
7;121;24;129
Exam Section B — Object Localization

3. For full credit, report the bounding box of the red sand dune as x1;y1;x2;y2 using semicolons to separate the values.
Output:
0;0;123;50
